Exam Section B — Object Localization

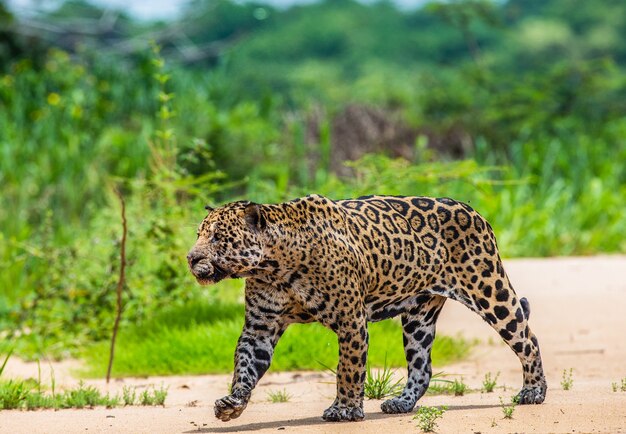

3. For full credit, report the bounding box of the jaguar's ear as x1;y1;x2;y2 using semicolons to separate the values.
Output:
244;202;266;232
204;205;214;212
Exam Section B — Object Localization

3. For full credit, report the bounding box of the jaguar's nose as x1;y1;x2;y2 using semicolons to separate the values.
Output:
187;251;203;269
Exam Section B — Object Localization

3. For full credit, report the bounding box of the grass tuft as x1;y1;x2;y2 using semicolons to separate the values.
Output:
363;362;404;400
122;385;136;406
267;388;291;403
611;378;626;392
451;378;468;396
139;385;168;406
0;352;167;411
426;374;470;396
561;368;574;391
482;371;500;393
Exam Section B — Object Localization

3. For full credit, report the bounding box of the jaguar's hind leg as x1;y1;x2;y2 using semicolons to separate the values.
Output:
381;294;447;414
432;264;547;404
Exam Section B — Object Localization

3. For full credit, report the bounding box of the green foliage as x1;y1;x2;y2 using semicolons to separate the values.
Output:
0;379;30;409
62;381;107;409
267;388;291;403
500;396;517;419
152;385;168;406
451;378;468;396
414;405;447;433
611;378;626;392
426;373;472;396
482;371;500;393
137;385;169;406
313;150;626;258
561;368;574;391
0;376;147;410
81;297;472;377
363;361;404;400
122;385;136;406
1;0;626;371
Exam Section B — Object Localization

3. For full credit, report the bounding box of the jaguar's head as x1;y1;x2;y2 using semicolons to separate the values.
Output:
187;201;266;285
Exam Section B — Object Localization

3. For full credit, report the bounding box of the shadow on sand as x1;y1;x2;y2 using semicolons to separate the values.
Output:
186;404;501;433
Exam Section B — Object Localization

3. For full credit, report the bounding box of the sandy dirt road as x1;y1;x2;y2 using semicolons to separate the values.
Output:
2;256;626;433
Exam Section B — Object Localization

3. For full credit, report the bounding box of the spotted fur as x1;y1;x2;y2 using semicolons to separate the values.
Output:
187;194;547;422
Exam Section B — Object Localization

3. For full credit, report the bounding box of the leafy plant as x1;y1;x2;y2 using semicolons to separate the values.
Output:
414;405;447;432
122;385;136;406
62;381;105;409
139;385;168;406
500;396;517;419
561;368;573;391
139;389;154;406
267;388;291;403
152;385;168;406
482;372;499;393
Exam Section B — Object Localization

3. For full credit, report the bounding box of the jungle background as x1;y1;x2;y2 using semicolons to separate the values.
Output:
0;0;625;377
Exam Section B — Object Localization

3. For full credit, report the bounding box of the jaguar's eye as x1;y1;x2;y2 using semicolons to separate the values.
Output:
211;233;221;243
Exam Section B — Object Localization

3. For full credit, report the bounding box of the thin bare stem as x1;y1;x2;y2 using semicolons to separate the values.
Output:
106;188;127;384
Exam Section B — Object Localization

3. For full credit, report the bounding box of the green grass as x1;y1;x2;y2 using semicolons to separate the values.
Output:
426;373;471;396
482;371;500;393
0;350;167;410
82;300;472;377
500;396;517;419
561;368;574;391
267;388;291;403
122;385;136;406
139;387;167;406
611;378;626;392
363;362;404;400
0;378;160;410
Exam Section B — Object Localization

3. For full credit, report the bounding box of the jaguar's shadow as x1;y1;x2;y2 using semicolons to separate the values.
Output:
186;404;501;433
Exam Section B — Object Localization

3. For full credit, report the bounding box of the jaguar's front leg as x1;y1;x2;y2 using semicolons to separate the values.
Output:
322;310;368;422
214;281;289;422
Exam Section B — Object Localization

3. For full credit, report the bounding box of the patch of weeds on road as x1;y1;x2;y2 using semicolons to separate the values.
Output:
63;381;116;409
427;374;469;396
451;378;468;396
122;385;136;405
561;368;574;390
414;405;447;432
363;360;404;399
482;372;500;393
0;350;168;410
152;384;168;406
267;388;291;403
500;396;518;419
139;385;168;406
611;378;626;392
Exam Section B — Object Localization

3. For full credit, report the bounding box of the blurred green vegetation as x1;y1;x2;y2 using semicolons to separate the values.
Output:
0;0;625;371
81;290;471;377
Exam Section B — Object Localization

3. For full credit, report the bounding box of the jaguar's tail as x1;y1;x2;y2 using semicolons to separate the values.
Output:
520;297;531;320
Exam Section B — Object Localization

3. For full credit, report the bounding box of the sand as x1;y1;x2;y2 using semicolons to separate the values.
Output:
2;256;626;433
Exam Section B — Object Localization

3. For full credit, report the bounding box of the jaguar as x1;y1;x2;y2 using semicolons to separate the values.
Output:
187;194;547;422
